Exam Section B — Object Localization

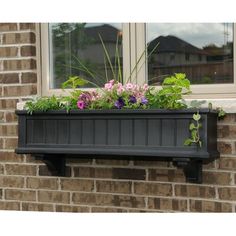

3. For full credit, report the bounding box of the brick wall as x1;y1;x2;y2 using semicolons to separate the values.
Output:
0;23;236;212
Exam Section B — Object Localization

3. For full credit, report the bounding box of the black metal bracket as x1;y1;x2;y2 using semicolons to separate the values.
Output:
173;158;202;183
35;154;66;176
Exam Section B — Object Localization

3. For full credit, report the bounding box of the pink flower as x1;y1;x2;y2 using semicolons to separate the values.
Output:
77;100;85;110
142;84;149;91
109;79;115;85
104;82;113;90
125;83;134;90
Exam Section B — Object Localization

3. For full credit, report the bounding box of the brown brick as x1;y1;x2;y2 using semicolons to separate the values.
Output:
95;159;130;166
0;125;17;136
202;171;232;185
0;201;20;210
3;85;37;96
91;207;128;212
4;138;18;149
218;125;236;139
134;182;172;196
175;185;216;198
218;114;236;124
217;141;232;154
0;176;24;188
0;47;18;57
190;199;232;212
66;157;93;164
0;164;3;174
0;23;17;31
96;180;132;194
38;191;70;204
74;167;113;179
21;72;37;83
0;99;18;109
113;168;146;180
3;59;36;71
0;139;3;149
22;202;54;212
148;168;185;182
134;160;169;167
0;152;24;162
148;197;188;211
27;177;58;190
20;46;36;57
2;32;36;44
0;111;4;121
5;164;37;175
5;189;36;201
60;179;94;192
5;112;17;122
0;189;2;198
20;23;35;30
56;205;89;213
219;157;236;170
218;187;236;201
73;193;145;208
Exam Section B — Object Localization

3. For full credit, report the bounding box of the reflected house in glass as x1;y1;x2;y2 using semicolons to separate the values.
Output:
148;35;233;85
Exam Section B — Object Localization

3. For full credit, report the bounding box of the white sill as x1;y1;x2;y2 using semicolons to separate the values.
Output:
16;99;236;113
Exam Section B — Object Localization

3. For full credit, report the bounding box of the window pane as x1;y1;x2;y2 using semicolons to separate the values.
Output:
49;23;123;88
147;23;233;85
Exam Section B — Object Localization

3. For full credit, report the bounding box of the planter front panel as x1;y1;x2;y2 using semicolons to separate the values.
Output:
16;110;218;160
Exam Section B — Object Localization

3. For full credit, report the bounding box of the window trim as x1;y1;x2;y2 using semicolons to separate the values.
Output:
40;23;131;96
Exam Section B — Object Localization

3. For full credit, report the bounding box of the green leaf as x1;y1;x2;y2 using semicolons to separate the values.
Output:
189;123;195;130
193;113;201;121
199;141;202;147
184;139;192;146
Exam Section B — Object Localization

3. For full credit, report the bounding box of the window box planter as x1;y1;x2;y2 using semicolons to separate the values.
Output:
15;108;219;183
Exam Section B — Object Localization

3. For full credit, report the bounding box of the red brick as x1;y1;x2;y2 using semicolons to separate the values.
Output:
0;125;17;136
21;46;36;57
91;207;128;212
3;85;37;97
56;205;89;213
175;185;216;198
3;59;36;71
73;167;113;179
219;157;236;170
19;23;35;30
218;114;236;123
0;47;18;57
22;202;54;212
73;193;145;208
60;179;94;192
134;182;172;196
95;159;129;166
5;189;36;201
217;142;232;154
96;180;132;194
0;99;18;109
5;164;37;176
39;165;71;177
218;187;236;201
148;197;188;211
134;160;169;167
0;176;24;188
2;32;36;44
38;191;70;204
190;199;232;212
5;112;17;122
21;72;37;83
27;177;58;190
0;23;17;31
0;201;20;210
202;171;232;185
4;138;18;149
148;168;185;182
218;125;236;139
0;152;24;162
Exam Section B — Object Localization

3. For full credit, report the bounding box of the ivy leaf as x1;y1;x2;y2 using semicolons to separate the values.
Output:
189;123;195;130
193;113;201;121
184;139;192;146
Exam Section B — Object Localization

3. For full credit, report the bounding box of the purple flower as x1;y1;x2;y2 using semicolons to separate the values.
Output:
77;100;85;110
114;97;125;109
141;97;148;105
129;95;137;104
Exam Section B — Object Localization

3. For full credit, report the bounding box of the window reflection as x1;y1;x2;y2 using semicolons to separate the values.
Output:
147;23;233;85
49;23;123;89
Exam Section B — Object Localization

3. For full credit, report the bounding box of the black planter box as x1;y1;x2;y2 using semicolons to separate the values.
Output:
15;109;219;183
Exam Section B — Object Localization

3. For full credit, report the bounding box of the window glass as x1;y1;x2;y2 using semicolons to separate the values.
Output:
147;23;233;85
49;23;123;88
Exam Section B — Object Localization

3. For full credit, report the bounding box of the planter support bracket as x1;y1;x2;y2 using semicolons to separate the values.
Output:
173;158;202;183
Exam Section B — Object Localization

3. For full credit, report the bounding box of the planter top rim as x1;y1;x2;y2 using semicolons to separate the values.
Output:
15;108;218;115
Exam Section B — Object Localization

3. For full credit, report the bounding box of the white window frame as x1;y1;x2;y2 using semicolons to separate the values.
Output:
39;23;236;100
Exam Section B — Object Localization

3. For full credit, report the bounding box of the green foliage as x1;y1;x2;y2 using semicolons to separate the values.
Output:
184;111;202;147
25;95;66;114
217;107;226;118
61;76;88;89
147;73;191;109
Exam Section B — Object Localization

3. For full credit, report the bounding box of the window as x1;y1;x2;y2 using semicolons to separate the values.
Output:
145;23;236;97
40;23;236;98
